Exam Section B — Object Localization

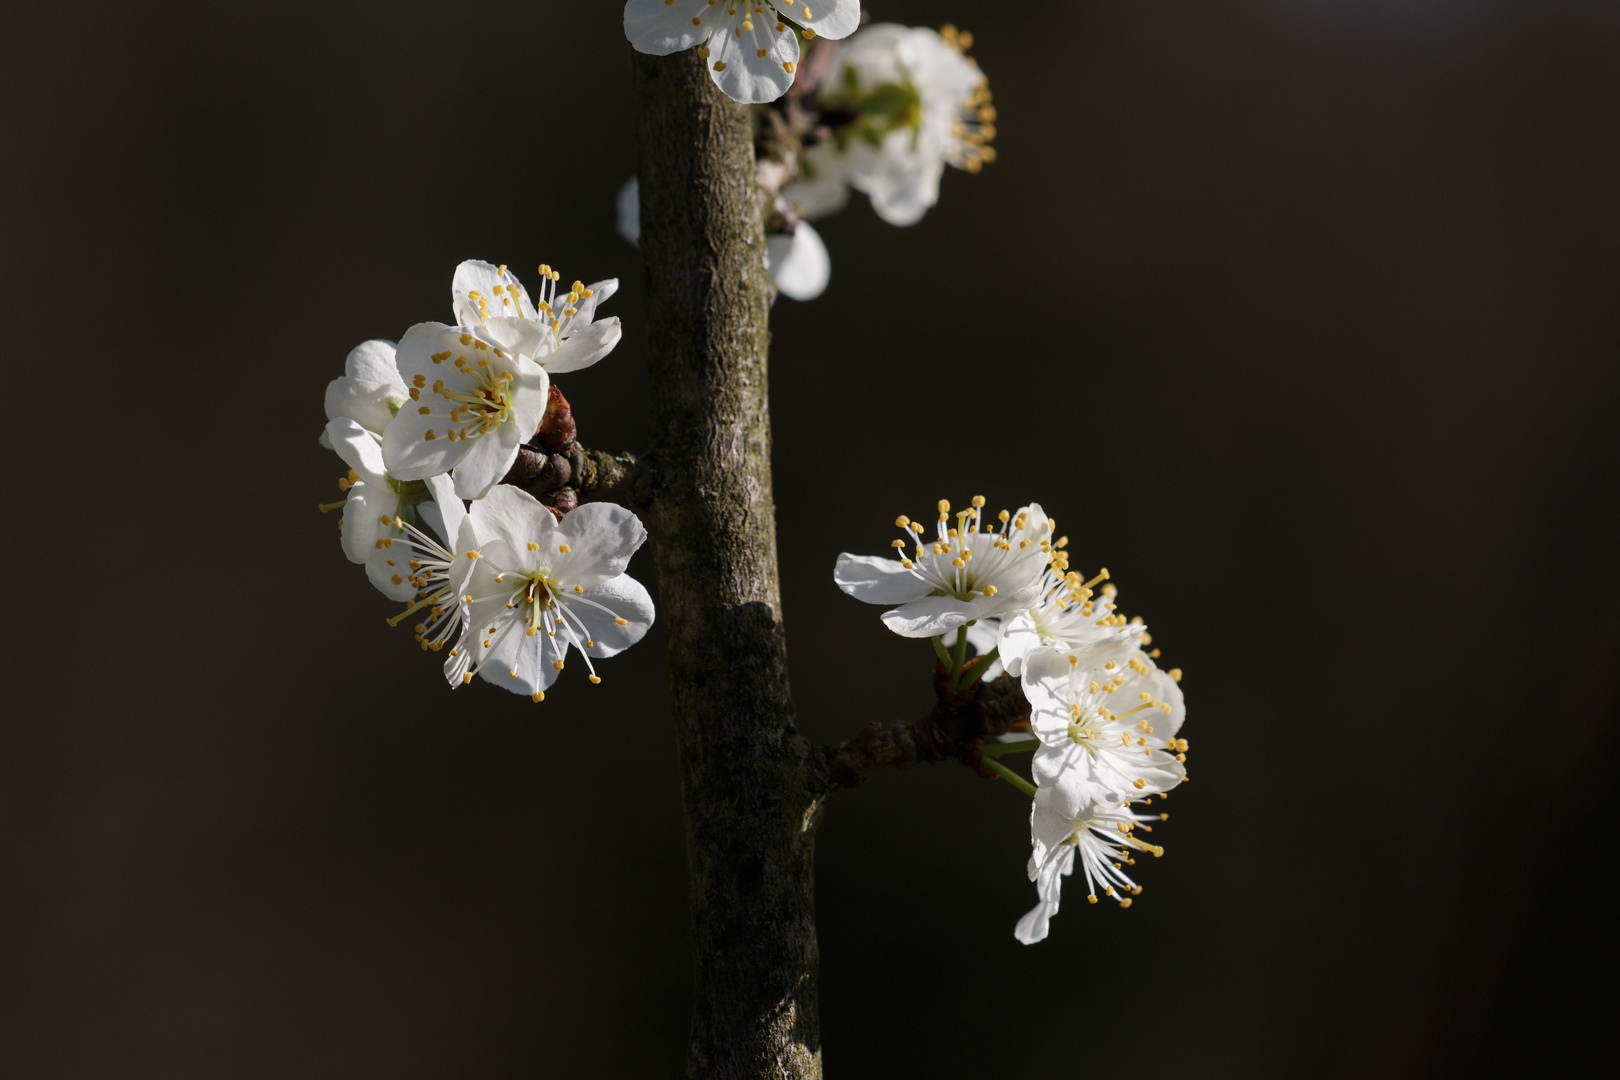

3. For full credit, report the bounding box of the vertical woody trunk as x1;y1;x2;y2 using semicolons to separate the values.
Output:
633;50;824;1080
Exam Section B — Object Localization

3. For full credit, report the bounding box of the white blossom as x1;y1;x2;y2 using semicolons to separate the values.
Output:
784;23;996;226
318;339;407;449
449;485;656;701
324;417;466;601
617;177;831;301
624;0;861;105
1023;646;1187;812
1014;796;1167;945
380;321;549;501
834;497;1054;638
451;260;622;376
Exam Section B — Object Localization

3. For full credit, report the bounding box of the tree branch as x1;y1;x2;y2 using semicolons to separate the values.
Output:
812;665;1033;795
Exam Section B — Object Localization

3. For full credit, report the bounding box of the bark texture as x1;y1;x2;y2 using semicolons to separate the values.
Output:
634;50;823;1080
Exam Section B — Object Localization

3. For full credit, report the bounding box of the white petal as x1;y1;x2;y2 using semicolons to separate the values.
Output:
624;0;710;55
1014;901;1058;945
880;591;1006;639
340;481;391;564
451;421;524;501
482;610;565;697
544;318;622;373
425;471;465;548
617;176;641;244
452;260;537;326
381;406;469;482
833;553;932;606
344;339;405;391
366;547;418;601
996;611;1046;679
569;574;656;657
389;321;454;387
468;484;557;557
709;20;799;105
777;0;860;40
325;417;388;488
555;503;649;588
766;222;830;301
323;376;399;436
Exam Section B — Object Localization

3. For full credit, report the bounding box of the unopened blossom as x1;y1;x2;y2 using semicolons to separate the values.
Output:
1015;795;1167;945
835;497;1054;638
380;321;550;501
1023;646;1187;812
784;23;996;226
318;339;408;448
448;485;655;700
617;178;831;301
324;417;467;600
451;260;622;375
624;0;861;105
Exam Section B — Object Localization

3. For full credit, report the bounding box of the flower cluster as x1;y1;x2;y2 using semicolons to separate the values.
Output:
317;260;655;701
836;496;1190;943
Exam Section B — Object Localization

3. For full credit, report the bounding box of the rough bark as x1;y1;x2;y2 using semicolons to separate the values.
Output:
634;49;823;1080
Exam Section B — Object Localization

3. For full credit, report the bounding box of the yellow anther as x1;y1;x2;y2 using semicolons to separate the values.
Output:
559;544;571;554
424;430;436;441
462;672;472;684
971;495;985;507
937;499;950;513
1169;668;1183;682
466;550;480;559
982;585;997;597
531;691;544;702
615;617;628;626
589;675;602;684
527;542;539;551
552;660;565;671
895;515;911;527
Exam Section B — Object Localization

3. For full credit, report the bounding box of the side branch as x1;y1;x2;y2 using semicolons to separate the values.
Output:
503;443;656;510
811;668;1032;795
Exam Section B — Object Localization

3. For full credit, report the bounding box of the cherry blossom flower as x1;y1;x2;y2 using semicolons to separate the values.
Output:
449;485;655;701
784;23;996;226
323;417;466;601
450;260;622;376
1022;646;1187;812
1015;796;1167;945
380;321;550;501
624;0;861;104
834;497;1054;638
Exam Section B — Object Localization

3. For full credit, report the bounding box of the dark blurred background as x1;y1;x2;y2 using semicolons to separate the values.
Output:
3;0;1618;1076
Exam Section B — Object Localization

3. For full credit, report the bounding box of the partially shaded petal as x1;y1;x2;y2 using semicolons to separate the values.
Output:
766;222;830;301
344;339;404;390
452;260;537;326
544;318;622;373
833;553;931;606
381;405;468;482
624;0;710;54
570;574;656;658
366;547;418;601
466;476;557;556
325;417;388;487
450;420;523;501
555;503;649;588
